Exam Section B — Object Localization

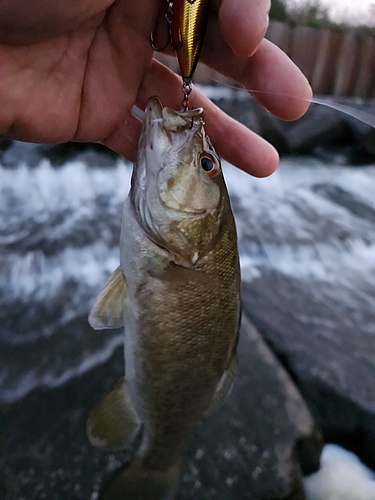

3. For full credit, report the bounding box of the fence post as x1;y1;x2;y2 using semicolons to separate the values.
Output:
266;21;292;54
353;34;375;98
290;26;319;81
310;29;342;95
333;31;361;96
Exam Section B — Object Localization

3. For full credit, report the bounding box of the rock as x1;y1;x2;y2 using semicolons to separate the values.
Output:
0;314;323;500
0;347;127;500
0;139;12;152
211;92;292;155
345;115;375;158
0;140;118;169
210;90;375;163
181;314;323;500
214;94;263;137
254;104;291;155
283;105;348;154
242;268;375;471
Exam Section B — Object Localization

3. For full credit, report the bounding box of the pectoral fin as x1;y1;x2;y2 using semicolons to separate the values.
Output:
87;378;141;451
89;266;127;330
204;356;238;417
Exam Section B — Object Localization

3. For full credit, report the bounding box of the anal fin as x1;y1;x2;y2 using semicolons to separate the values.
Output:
204;356;238;417
87;378;141;451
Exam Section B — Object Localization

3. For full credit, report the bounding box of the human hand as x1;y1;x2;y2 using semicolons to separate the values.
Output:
0;0;311;177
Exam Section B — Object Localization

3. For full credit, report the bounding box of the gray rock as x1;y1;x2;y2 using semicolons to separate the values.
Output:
254;105;291;155
345;115;375;158
283;105;347;153
242;269;375;470
0;345;126;500
214;95;263;137
181;314;322;500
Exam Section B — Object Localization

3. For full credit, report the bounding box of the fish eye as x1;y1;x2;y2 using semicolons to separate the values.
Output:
200;153;220;178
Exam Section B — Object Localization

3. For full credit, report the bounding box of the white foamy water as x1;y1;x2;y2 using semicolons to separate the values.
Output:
0;156;131;400
224;158;375;292
304;444;375;500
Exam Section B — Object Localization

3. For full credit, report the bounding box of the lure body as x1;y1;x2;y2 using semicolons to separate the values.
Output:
171;0;209;82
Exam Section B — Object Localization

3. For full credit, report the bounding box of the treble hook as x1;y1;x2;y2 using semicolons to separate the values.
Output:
150;0;182;52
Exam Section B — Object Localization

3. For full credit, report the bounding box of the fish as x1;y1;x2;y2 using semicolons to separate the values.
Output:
87;96;241;500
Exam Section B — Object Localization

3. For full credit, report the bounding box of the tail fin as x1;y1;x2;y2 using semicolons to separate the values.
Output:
100;460;180;500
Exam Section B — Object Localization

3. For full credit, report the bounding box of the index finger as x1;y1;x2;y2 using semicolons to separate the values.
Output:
201;13;312;121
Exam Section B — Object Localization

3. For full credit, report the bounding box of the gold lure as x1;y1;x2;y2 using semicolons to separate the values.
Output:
151;0;210;109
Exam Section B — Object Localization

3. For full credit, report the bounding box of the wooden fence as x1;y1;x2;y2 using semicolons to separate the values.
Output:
155;21;375;98
266;21;375;98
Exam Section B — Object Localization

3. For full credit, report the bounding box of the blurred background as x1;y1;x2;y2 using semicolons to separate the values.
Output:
1;1;375;499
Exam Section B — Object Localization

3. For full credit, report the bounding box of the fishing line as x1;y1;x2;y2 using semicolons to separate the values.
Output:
208;77;375;128
310;97;375;128
132;79;375;128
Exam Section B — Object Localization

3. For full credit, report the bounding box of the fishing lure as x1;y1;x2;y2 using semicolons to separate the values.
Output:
151;0;210;110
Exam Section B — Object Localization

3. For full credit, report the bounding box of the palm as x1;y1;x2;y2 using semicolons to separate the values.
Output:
0;0;160;157
0;0;312;176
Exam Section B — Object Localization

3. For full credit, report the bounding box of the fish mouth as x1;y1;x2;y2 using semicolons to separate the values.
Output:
144;96;163;124
145;96;204;133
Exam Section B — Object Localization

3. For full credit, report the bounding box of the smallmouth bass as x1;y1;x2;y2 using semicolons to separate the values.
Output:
88;97;241;500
